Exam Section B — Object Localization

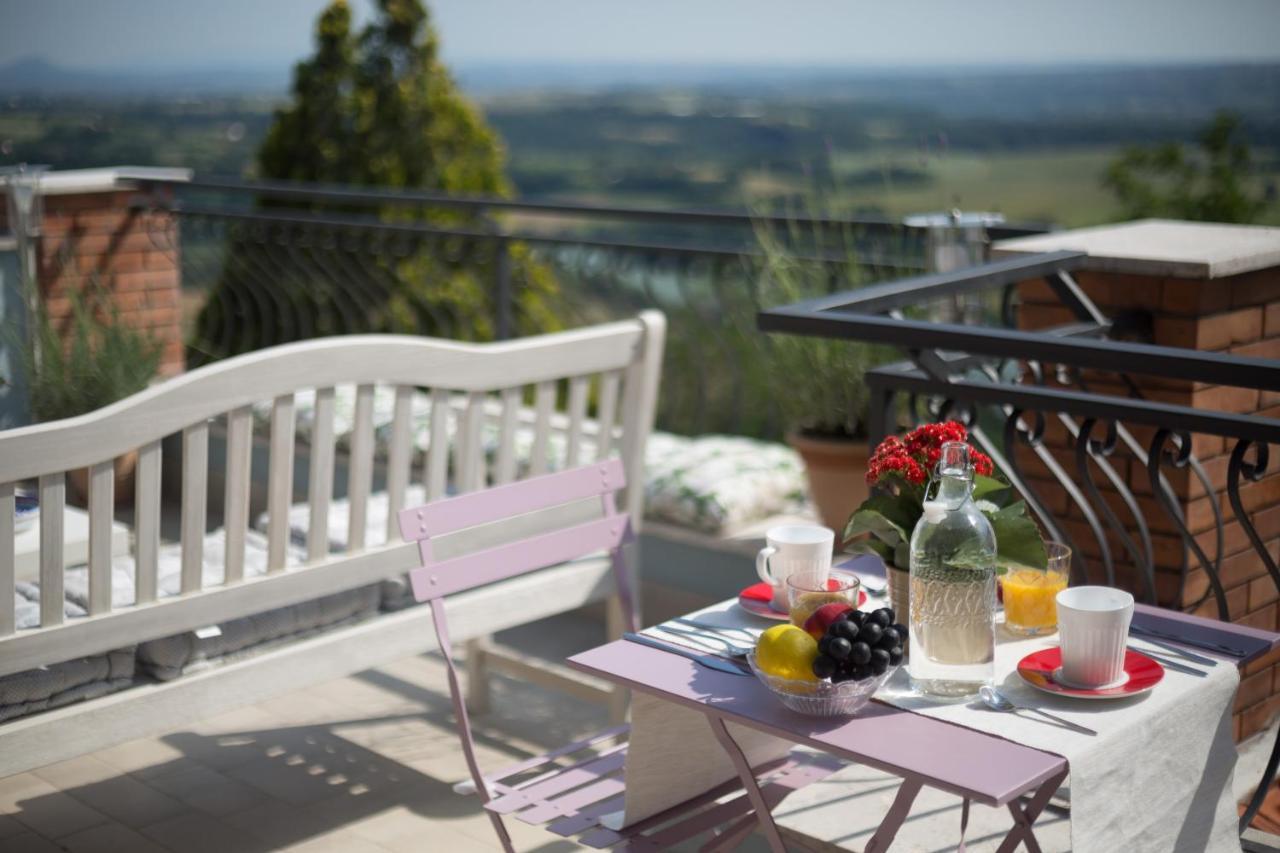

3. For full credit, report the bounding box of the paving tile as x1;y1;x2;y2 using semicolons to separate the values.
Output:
91;736;190;780
222;792;392;850
145;762;264;817
59;773;187;829
157;729;275;772
226;752;370;807
281;829;395;852
1;831;68;853
140;811;270;853
0;814;29;839
0;773;111;839
60;821;171;853
31;755;119;790
255;690;361;727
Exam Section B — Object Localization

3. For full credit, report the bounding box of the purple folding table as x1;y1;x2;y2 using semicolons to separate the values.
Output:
568;639;1069;853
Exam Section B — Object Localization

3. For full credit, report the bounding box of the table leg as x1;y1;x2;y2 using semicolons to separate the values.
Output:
995;767;1068;853
863;778;923;853
705;714;789;853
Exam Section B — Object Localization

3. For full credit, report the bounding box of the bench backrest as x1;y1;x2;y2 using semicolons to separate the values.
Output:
0;312;665;678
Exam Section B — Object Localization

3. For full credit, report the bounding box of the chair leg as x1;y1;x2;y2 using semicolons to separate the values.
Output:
466;637;492;714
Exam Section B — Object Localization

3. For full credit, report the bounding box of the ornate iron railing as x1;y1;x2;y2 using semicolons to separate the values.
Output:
759;251;1280;835
131;176;1043;439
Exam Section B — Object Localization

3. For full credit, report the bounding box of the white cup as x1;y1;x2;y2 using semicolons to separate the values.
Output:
1056;586;1135;688
756;525;834;611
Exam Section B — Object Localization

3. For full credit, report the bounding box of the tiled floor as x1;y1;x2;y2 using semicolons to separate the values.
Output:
6;609;1275;852
2;614;773;853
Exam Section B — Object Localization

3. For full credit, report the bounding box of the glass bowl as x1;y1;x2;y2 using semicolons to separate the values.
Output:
747;651;896;717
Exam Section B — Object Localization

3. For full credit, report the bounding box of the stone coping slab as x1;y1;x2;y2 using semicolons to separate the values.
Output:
994;218;1280;279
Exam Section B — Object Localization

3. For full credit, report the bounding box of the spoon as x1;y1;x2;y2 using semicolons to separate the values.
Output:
978;685;1097;736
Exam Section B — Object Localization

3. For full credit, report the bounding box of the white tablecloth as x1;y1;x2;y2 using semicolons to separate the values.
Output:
621;594;1241;852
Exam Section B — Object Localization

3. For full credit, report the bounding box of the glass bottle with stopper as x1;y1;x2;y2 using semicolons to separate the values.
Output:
907;440;997;698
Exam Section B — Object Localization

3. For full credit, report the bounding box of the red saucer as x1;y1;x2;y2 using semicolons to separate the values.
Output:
1017;647;1164;700
737;581;868;621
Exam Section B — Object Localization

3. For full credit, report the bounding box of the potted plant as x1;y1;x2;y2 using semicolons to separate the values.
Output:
14;283;163;503
752;213;892;534
843;421;1047;614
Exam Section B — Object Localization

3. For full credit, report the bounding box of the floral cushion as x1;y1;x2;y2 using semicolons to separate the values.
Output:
643;433;811;534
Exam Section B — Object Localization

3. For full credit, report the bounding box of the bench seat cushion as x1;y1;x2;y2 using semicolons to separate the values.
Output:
1;585;136;723
129;530;380;680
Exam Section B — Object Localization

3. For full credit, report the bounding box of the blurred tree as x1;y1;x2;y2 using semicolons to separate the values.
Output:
190;0;558;365
1103;111;1269;223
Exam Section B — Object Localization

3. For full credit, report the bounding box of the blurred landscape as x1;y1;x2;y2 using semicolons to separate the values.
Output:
2;58;1278;226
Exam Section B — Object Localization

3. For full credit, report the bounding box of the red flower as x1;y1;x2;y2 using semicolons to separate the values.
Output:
866;420;996;490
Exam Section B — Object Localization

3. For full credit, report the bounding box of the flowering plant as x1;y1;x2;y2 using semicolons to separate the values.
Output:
843;421;1046;571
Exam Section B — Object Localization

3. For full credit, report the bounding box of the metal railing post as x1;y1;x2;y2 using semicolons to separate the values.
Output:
494;236;513;341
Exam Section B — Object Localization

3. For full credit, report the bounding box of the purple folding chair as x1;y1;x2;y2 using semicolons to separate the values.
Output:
398;459;841;851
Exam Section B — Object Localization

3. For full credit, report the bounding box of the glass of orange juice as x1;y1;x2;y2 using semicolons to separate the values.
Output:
1002;542;1070;636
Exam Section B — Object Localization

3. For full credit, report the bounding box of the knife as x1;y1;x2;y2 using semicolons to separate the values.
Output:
672;616;760;639
1126;632;1217;667
623;632;750;676
1130;624;1247;658
1127;645;1207;678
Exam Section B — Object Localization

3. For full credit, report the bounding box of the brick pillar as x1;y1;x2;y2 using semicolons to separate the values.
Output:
34;186;184;377
996;220;1280;741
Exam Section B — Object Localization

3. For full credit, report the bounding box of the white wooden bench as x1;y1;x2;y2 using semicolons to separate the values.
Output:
0;311;665;778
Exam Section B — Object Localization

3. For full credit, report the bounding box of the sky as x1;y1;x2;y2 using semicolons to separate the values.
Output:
1;0;1279;70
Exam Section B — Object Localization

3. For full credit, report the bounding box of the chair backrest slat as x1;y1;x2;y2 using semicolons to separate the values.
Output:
87;460;114;615
399;458;626;541
410;516;630;602
0;483;14;636
399;459;630;603
220;409;250;586
38;473;65;627
180;421;209;593
307;387;337;561
347;383;376;551
266;393;296;571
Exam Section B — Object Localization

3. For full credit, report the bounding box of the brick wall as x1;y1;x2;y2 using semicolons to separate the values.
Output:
33;189;185;377
1017;265;1280;741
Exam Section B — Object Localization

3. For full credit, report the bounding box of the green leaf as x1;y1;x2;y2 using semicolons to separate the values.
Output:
848;538;893;561
973;474;1012;506
990;511;1048;569
842;492;919;545
844;509;904;549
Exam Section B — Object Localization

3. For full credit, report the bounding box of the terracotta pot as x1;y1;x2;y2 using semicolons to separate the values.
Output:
786;431;870;538
67;450;139;508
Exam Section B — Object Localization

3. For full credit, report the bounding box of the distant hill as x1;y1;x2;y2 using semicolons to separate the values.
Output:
0;57;288;96
3;57;1279;124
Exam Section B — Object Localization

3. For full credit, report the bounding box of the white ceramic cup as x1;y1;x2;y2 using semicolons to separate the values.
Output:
756;525;834;611
1056;585;1135;688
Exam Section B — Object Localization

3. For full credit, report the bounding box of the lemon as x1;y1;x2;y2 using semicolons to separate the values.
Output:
755;624;818;681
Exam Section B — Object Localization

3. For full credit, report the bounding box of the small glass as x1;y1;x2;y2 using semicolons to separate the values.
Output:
1002;542;1071;636
786;571;861;628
